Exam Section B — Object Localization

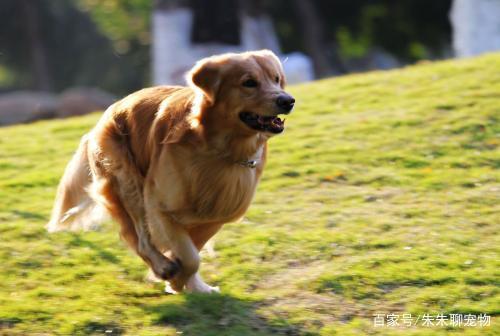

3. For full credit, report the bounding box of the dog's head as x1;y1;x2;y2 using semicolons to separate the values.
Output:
187;50;294;135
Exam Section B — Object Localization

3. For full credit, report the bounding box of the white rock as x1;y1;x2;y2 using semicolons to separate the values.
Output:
450;0;500;57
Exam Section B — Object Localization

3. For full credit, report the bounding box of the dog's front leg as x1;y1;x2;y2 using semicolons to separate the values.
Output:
144;192;200;292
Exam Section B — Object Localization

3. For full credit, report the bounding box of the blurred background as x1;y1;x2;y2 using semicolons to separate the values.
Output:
0;0;499;125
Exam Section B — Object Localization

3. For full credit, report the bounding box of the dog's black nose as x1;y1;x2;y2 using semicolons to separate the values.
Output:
276;94;295;113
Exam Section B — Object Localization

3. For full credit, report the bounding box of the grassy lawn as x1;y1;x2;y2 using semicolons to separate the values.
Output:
0;54;499;335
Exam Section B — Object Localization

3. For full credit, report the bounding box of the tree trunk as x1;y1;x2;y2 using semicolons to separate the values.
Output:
291;0;334;77
21;0;52;91
190;0;240;45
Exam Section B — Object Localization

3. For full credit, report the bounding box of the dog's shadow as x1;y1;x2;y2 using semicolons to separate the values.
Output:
142;292;300;335
47;233;302;334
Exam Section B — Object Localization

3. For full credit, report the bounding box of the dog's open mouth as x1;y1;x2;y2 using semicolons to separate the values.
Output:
239;112;285;134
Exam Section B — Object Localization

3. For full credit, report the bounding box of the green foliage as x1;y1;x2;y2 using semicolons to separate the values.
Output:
270;0;452;62
77;0;152;53
0;54;499;335
0;0;150;94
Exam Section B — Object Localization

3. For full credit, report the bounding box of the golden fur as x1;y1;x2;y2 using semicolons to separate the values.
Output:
47;50;294;293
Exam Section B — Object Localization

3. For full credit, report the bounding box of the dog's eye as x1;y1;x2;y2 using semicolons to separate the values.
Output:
242;79;258;88
275;76;280;83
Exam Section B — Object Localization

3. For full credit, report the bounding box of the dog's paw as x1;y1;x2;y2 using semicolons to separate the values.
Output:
145;268;162;283
187;283;220;294
164;282;181;295
186;274;220;294
154;258;181;280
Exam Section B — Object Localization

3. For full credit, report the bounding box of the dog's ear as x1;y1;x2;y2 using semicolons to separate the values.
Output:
187;59;221;104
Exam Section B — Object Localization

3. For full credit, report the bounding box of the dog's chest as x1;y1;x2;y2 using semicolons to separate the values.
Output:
188;163;259;221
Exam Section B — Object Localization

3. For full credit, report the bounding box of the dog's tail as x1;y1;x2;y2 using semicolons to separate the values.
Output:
46;135;107;232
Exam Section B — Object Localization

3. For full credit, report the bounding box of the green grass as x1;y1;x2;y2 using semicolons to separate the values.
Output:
1;54;499;335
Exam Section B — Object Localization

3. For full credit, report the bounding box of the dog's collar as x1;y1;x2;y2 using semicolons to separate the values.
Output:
234;144;264;169
237;159;259;169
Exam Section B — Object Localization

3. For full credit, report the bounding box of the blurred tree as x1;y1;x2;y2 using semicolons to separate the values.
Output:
0;0;454;93
266;0;452;76
77;0;152;53
191;0;240;45
0;0;151;94
291;0;336;77
19;0;52;91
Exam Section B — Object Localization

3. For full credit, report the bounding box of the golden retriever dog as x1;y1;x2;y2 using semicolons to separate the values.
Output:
47;50;295;293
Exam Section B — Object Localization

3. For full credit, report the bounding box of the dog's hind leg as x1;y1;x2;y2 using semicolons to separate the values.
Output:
87;124;179;280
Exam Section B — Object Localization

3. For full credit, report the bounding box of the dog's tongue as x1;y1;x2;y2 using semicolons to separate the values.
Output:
272;117;284;127
257;115;283;126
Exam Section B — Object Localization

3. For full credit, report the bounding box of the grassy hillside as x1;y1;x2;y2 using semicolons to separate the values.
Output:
0;54;499;335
